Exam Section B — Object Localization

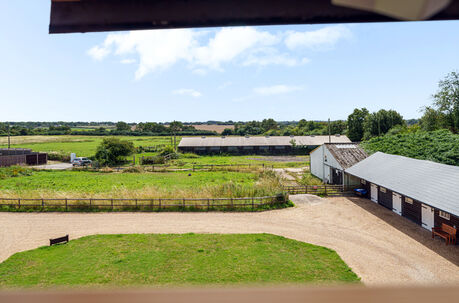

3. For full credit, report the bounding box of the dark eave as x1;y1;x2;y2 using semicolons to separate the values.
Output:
49;0;459;34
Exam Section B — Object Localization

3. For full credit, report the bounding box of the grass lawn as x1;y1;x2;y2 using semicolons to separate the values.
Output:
0;170;273;198
0;234;360;287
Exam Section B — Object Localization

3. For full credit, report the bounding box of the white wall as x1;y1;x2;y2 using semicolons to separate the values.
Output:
310;145;343;183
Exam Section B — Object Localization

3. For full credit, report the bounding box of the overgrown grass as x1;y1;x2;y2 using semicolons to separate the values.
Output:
0;170;283;199
299;172;323;185
0;166;33;179
0;234;360;287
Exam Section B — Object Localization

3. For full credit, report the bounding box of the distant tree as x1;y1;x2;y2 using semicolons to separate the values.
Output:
95;137;135;166
221;128;234;136
430;71;459;133
329;120;347;135
363;109;404;140
115;121;130;131
261;118;278;132
169;121;184;133
419;106;446;131
347;108;369;141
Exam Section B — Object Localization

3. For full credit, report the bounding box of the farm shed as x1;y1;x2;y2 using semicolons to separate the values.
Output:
0;149;47;167
310;143;368;185
345;152;459;239
178;135;351;155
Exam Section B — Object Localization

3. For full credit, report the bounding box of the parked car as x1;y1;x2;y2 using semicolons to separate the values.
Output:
72;157;92;166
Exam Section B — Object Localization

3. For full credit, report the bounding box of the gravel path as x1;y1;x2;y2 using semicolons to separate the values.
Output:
0;195;457;286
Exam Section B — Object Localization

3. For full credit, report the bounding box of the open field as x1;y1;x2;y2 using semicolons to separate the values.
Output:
0;135;174;157
0;169;282;199
0;135;309;168
191;124;234;133
0;233;358;287
1;196;457;285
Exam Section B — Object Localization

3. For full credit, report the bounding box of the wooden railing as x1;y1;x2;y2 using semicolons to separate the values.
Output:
283;185;357;196
0;195;285;212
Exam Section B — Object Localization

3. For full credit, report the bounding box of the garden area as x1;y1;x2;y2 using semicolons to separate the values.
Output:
0;233;360;287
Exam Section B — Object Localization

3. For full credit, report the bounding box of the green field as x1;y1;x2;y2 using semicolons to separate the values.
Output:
0;169;281;199
0;234;360;287
0;135;309;168
0;135;174;157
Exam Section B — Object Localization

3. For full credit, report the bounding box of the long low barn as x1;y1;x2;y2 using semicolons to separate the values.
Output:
345;152;458;239
178;135;351;154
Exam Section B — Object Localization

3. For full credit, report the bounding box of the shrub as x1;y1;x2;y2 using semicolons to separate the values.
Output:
0;166;33;179
142;156;166;165
95;137;135;166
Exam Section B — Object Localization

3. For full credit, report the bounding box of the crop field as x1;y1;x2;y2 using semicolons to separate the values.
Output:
0;233;360;287
0;168;282;199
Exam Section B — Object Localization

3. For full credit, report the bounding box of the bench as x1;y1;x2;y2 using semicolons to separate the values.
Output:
432;224;457;245
50;235;69;246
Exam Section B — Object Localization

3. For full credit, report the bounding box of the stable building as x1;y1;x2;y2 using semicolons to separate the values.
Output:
310;143;368;185
345;152;459;236
178;135;351;155
0;148;47;167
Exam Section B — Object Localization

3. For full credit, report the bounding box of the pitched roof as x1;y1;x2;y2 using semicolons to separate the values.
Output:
325;143;368;169
345;152;459;216
178;135;351;147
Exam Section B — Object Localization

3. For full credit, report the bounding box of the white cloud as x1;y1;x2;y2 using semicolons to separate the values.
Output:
253;85;303;96
218;81;232;89
88;25;352;78
120;59;136;64
285;25;352;50
172;88;202;98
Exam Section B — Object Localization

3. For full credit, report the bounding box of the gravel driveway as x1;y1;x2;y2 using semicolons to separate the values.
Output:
0;195;457;286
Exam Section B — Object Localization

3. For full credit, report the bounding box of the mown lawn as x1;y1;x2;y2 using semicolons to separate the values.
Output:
0;234;360;287
0;170;260;196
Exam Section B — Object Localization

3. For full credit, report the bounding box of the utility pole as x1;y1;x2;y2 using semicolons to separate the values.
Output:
7;123;11;149
328;118;331;143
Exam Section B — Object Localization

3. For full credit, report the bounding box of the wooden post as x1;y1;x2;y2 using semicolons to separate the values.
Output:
183;198;185;208
65;198;68;211
159;198;161;209
111;199;114;210
325;185;327;196
89;199;92;207
231;197;233;208
207;198;210;211
18;198;21;208
252;197;254;210
135;199;138;208
42;198;44;208
133;155;135;166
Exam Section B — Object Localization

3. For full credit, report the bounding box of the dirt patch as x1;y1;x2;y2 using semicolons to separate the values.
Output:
1;196;457;286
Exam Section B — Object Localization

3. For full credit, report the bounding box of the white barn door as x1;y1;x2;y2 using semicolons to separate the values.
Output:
370;184;378;203
392;193;402;215
421;204;434;231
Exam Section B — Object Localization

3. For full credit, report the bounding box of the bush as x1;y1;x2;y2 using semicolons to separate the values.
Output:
142;156;166;165
122;166;144;173
160;146;175;156
47;152;70;162
95;137;135;166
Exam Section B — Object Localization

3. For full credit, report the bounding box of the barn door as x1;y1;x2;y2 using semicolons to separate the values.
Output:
421;204;434;231
370;184;378;203
392;193;402;215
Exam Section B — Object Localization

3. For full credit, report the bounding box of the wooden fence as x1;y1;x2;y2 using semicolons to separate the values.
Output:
74;163;274;172
0;195;284;212
283;185;357;196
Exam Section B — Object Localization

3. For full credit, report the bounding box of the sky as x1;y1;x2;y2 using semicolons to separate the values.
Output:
0;1;458;123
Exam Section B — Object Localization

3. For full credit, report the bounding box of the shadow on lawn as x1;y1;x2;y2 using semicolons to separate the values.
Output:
346;196;459;267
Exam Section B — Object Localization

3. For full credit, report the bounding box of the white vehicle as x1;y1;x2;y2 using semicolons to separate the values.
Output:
72;157;92;166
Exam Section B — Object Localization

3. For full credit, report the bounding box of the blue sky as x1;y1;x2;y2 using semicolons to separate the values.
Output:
0;1;458;123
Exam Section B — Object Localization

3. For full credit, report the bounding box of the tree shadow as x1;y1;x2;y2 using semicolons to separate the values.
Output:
346;196;459;266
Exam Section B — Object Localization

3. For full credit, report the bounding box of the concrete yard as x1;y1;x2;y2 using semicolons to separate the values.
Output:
0;195;457;285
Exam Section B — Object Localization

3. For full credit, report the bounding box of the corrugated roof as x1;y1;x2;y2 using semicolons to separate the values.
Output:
326;143;368;169
178;136;351;147
345;152;459;217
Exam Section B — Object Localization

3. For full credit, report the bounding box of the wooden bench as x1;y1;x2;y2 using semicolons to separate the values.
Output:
432;224;457;245
50;235;69;246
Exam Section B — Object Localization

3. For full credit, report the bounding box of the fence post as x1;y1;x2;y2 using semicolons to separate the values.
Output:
150;199;153;210
18;198;21;208
252;197;254;210
183;198;185;208
42;198;44;208
135;199;138;208
159;198;161;209
325;185;327;196
65;198;68;211
207;198;210;211
111;199;114;210
90;199;92;207
231;197;233;208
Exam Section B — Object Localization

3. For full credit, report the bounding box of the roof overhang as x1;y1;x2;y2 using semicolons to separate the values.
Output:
49;0;459;34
